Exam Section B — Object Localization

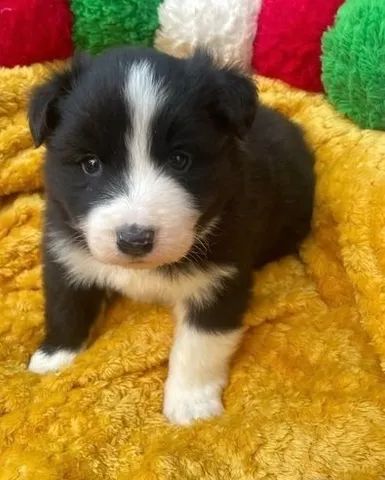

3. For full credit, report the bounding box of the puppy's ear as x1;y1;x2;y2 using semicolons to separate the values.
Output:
28;52;92;146
211;66;258;138
190;49;257;138
28;70;72;146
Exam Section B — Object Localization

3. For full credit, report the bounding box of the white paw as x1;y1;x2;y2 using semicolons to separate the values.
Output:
28;348;78;374
163;381;224;425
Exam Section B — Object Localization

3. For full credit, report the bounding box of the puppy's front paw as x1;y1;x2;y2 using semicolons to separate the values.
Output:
163;381;224;425
28;348;78;374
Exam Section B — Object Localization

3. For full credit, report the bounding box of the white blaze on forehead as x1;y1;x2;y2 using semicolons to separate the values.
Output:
123;60;191;226
124;60;166;175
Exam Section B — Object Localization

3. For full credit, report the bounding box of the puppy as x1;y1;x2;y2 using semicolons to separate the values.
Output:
28;47;314;425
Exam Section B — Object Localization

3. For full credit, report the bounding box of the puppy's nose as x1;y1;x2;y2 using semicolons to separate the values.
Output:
116;224;154;256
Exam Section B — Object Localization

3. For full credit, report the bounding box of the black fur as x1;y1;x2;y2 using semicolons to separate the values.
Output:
28;47;314;352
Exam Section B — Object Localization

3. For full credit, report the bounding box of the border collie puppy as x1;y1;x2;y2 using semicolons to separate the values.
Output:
28;47;314;425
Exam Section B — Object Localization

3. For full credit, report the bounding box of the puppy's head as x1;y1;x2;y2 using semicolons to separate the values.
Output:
29;48;257;268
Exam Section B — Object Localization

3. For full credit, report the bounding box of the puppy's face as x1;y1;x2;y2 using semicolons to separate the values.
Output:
29;48;256;268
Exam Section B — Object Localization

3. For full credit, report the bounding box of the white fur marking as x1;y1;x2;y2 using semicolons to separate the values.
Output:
28;348;78;374
163;314;243;425
49;234;236;306
125;61;166;173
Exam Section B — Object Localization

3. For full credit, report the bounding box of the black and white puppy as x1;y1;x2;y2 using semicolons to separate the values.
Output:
28;47;314;425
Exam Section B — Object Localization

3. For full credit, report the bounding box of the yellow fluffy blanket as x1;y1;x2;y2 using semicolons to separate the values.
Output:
1;62;385;479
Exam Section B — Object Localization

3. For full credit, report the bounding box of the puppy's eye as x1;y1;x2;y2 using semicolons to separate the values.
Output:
81;156;102;176
168;152;192;172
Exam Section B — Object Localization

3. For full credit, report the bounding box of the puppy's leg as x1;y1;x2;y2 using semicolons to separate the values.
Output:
163;275;250;425
29;253;103;374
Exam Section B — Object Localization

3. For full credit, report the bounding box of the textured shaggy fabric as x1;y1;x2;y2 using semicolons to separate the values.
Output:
0;61;65;196
252;0;345;92
71;0;162;54
154;0;262;68
322;0;385;130
2;65;385;478
0;0;73;68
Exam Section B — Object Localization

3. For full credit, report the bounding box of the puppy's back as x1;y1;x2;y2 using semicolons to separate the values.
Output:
246;105;315;266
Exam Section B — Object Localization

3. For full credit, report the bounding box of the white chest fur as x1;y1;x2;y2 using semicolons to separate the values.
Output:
49;235;235;306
